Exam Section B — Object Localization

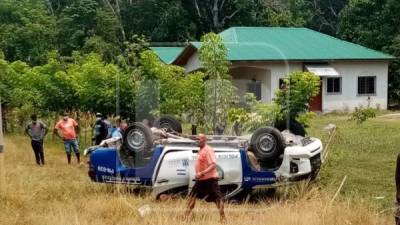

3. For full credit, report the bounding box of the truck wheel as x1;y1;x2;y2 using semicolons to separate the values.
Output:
250;126;285;162
123;122;153;153
154;115;182;133
274;119;306;137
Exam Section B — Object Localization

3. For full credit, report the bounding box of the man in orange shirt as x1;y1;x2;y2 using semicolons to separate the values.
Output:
184;134;226;223
54;112;80;164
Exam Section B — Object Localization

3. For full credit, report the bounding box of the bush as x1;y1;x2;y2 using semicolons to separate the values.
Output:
275;72;320;120
349;107;376;124
296;111;317;127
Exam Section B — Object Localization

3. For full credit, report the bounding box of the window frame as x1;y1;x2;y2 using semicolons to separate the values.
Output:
326;77;342;95
357;76;377;96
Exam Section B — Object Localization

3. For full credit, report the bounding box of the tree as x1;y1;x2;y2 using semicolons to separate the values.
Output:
137;50;205;123
101;0;127;41
0;0;57;65
185;0;264;34
260;0;312;27
56;0;98;55
275;71;320;120
119;0;195;42
338;0;400;104
199;32;237;133
305;0;347;35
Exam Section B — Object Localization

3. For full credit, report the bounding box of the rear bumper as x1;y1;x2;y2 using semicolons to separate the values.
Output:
275;138;323;181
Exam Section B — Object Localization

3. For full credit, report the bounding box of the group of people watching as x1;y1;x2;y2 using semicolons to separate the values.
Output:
25;112;127;166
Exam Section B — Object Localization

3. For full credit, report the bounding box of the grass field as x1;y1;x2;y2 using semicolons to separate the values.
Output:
0;113;398;225
308;112;400;211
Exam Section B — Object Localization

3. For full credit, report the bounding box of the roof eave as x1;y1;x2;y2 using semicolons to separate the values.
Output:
228;58;396;62
171;44;199;65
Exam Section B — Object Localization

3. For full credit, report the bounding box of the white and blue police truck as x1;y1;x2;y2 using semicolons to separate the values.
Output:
86;116;323;199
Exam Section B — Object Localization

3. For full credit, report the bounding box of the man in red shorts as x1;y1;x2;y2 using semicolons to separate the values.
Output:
184;134;226;222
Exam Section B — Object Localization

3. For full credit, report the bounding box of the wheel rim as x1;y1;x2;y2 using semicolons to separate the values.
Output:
256;133;276;153
126;128;145;151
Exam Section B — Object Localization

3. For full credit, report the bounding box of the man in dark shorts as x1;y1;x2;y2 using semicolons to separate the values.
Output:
93;113;108;145
25;114;48;166
184;134;226;222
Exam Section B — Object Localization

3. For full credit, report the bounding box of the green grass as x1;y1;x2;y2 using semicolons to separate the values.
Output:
307;113;400;210
1;112;399;225
1;134;391;225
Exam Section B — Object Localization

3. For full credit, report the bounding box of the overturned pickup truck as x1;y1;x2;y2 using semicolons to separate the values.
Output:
85;116;323;199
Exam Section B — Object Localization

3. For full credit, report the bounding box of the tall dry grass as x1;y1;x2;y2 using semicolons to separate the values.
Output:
0;135;392;225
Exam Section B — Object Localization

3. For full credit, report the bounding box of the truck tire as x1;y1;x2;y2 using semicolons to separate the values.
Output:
274;119;306;137
250;126;285;162
154;115;182;133
123;122;153;153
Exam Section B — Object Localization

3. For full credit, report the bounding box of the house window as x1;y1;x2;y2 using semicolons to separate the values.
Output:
326;77;341;94
358;76;376;95
247;79;262;100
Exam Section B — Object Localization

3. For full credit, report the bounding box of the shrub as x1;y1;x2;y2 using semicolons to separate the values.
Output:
296;111;317;127
275;72;320;121
349;107;376;124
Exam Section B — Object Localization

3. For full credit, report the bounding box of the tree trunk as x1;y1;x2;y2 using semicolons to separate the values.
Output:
103;0;126;41
212;0;221;32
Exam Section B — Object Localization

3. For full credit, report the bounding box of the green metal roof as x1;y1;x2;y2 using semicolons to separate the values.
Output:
150;47;184;63
190;27;395;61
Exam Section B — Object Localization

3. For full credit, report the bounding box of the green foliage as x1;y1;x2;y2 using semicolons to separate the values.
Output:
349;107;376;124
82;36;120;62
118;35;150;75
227;108;249;124
1;0;400;124
296;111;317;127
261;0;311;27
199;33;238;132
0;51;136;121
243;102;283;132
228;93;283;133
275;71;320;120
199;33;230;80
136;50;205;122
338;0;400;104
0;0;57;65
57;0;98;55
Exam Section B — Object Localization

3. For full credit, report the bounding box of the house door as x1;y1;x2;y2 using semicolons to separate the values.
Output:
309;78;322;112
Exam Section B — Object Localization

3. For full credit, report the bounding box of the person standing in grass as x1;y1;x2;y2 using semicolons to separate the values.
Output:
184;134;226;223
54;112;80;164
93;113;108;145
25;114;48;166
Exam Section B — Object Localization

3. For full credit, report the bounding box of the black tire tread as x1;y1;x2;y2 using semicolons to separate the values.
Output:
153;115;182;133
250;126;285;162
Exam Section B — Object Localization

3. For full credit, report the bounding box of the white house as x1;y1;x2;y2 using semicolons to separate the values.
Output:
152;27;395;112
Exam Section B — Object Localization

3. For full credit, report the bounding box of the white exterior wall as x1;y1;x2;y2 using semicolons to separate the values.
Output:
321;61;388;112
230;67;270;102
230;61;303;103
267;62;303;102
182;52;389;112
